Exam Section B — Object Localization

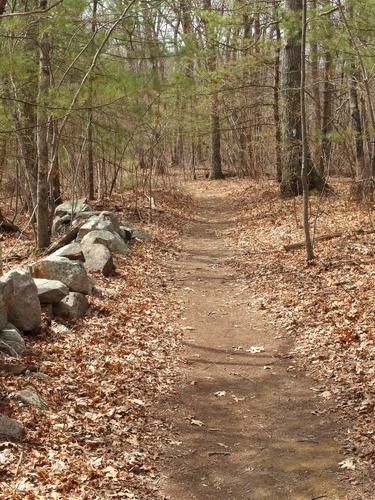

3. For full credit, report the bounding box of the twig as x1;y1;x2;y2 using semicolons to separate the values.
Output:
15;451;23;476
0;0;63;18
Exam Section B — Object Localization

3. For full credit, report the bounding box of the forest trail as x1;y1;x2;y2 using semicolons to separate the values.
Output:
160;183;352;500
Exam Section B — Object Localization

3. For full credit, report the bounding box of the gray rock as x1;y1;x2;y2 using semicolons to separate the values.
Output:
76;219;115;242
92;286;117;298
0;268;41;332
52;214;71;235
14;386;48;410
0;323;25;358
132;227;151;241
0;285;7;330
73;210;101;222
31;256;90;294
53;292;89;320
97;211;121;232
51;242;85;262
0;415;25;442
120;222;150;241
50;321;71;336
34;278;69;304
41;304;54;319
82;243;115;276
81;230;131;255
55;198;91;217
118;225;133;242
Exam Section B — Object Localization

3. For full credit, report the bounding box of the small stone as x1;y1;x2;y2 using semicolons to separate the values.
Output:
0;414;25;442
14;386;48;410
92;287;117;298
53;292;89;320
132;227;151;241
121;223;150;241
34;278;69;304
50;321;71;335
118;225;133;242
0;323;26;358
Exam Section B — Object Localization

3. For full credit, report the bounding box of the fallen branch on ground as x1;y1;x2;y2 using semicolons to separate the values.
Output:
284;228;375;252
46;222;84;254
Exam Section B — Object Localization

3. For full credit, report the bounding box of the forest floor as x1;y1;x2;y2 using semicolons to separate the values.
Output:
158;178;373;500
0;177;374;498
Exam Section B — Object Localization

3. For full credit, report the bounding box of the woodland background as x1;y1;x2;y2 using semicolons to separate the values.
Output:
1;0;375;247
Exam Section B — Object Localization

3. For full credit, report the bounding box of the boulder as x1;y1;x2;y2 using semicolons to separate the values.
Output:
76;219;115;242
97;211;121;232
31;256;90;294
55;198;91;217
0;287;7;330
53;292;89;320
0;323;26;358
0;415;25;442
0;268;41;332
51;242;85;262
82;243;115;276
81;230;131;255
34;278;69;304
14;386;48;410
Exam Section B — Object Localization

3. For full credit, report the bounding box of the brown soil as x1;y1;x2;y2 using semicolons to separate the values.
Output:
159;184;360;500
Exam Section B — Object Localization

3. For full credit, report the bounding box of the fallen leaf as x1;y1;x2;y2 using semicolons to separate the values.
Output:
191;419;204;427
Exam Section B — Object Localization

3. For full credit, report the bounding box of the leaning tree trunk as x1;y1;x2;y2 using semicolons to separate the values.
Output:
280;0;326;197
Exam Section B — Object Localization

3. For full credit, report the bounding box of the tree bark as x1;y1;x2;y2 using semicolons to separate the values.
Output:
36;0;51;249
273;18;282;183
87;0;98;201
203;0;223;179
319;51;334;174
280;0;327;198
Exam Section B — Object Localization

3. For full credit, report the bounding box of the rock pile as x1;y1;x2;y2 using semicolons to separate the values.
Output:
0;199;151;441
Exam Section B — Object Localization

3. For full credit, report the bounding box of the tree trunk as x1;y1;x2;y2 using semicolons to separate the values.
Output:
87;0;98;201
280;0;327;198
36;0;51;249
203;0;223;180
209;91;223;179
319;51;334;174
273;19;282;183
301;0;314;260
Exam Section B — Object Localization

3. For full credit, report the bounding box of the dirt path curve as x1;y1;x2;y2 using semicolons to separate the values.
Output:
160;184;353;500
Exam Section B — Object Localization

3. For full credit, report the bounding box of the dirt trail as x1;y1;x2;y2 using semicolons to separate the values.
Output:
160;185;354;500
